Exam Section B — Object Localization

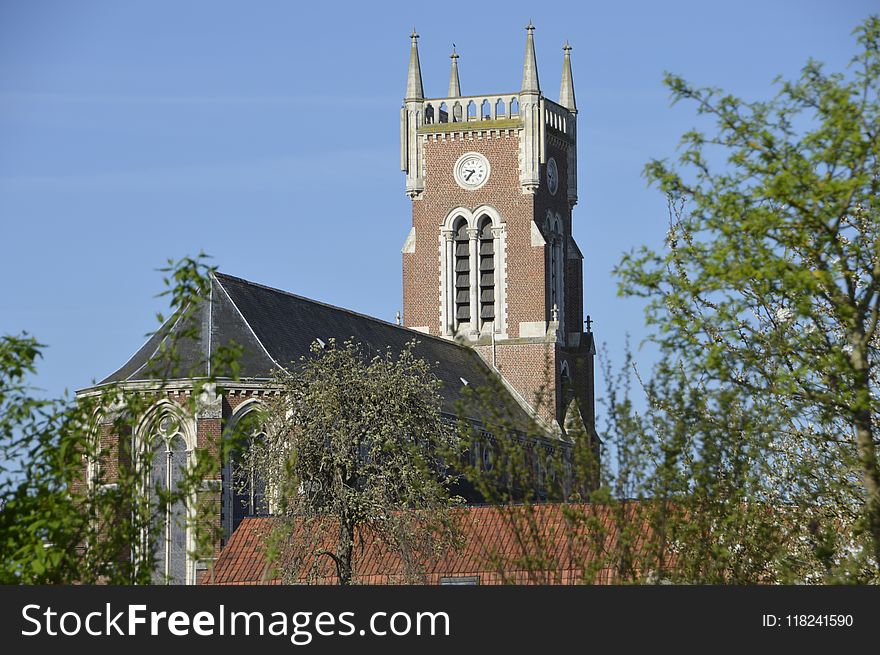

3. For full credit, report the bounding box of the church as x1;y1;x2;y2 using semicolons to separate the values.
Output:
78;24;598;585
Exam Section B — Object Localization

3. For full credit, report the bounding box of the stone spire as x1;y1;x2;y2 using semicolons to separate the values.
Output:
405;29;424;101
402;29;425;197
448;46;461;97
560;41;576;112
521;21;540;94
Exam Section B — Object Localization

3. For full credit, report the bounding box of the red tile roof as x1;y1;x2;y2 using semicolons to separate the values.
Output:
200;503;662;585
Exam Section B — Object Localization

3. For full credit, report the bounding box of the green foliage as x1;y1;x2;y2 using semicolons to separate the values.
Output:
454;375;634;584
451;16;880;585
615;15;880;580
0;254;243;584
244;339;464;585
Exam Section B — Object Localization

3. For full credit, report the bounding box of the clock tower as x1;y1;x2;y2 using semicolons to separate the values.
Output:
400;24;596;437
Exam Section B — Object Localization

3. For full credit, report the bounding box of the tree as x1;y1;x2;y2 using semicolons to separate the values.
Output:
616;16;880;579
0;255;242;583
243;338;463;585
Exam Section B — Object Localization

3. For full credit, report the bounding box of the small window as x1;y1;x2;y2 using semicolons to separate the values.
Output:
469;441;480;469
440;576;480;585
481;442;494;471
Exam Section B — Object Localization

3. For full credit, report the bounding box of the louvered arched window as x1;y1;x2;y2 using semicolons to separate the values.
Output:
442;208;506;338
454;219;470;325
479;216;495;324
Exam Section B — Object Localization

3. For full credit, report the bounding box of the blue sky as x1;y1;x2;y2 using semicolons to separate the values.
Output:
0;0;874;402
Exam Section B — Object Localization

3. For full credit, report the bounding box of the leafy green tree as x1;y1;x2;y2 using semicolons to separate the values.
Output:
244;339;463;585
616;15;880;579
0;255;242;583
597;351;807;583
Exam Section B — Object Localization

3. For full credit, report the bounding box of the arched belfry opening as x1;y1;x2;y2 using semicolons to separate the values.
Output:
437;208;507;339
478;215;495;329
454;218;471;329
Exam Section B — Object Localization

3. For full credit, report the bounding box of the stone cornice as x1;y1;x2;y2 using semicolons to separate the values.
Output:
76;378;279;399
418;117;522;134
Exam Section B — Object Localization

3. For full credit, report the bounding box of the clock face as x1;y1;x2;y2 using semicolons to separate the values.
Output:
454;153;490;189
546;157;559;195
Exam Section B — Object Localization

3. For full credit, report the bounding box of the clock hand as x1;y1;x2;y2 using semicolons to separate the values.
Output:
465;170;475;181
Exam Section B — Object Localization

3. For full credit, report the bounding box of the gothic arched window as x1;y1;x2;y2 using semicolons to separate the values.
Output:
454;219;470;325
149;414;189;585
550;236;559;314
442;208;506;338
478;216;495;325
230;414;269;534
546;213;564;328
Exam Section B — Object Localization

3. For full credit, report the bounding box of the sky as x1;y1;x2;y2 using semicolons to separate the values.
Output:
0;0;875;404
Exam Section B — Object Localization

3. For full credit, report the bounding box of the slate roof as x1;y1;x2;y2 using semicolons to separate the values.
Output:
96;272;533;428
200;503;659;585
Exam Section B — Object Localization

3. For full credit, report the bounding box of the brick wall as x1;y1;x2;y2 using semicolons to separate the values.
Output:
535;136;581;332
473;341;557;424
403;129;547;336
401;125;592;430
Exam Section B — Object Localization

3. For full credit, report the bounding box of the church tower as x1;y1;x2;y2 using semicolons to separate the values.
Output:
401;25;596;435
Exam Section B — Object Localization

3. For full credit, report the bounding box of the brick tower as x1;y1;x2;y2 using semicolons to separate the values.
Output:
400;24;596;435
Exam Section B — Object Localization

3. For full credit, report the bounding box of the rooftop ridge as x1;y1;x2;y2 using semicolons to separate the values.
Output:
212;271;476;354
212;274;282;371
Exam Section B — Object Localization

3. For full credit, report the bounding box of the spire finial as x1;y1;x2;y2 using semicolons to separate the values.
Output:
405;28;424;101
560;40;576;112
521;21;540;94
448;43;461;97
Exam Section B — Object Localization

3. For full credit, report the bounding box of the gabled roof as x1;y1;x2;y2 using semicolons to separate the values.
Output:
95;272;532;427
